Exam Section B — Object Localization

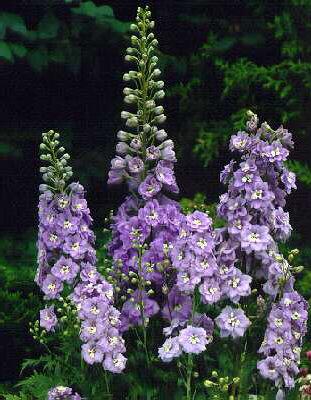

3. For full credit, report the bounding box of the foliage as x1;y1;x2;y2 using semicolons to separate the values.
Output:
166;1;311;185
287;160;311;187
0;1;130;72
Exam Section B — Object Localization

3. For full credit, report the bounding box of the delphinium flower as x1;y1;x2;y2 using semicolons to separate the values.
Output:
107;6;183;352
47;386;81;400
36;130;126;374
217;111;307;396
217;111;296;297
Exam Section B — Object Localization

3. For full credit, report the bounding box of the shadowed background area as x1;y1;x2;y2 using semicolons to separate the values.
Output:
0;0;310;391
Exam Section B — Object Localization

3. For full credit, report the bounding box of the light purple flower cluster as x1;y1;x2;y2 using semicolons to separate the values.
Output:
47;386;81;400
157;211;218;361
158;314;214;362
36;182;95;298
109;195;183;332
218;112;296;297
218;112;308;393
258;291;308;389
70;262;127;373
36;131;126;374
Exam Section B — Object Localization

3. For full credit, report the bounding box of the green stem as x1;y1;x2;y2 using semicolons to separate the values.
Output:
103;369;112;399
185;353;193;400
137;245;151;365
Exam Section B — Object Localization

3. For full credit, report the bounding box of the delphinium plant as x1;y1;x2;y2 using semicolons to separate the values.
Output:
212;111;308;399
107;4;180;355
33;129;126;398
107;5;218;399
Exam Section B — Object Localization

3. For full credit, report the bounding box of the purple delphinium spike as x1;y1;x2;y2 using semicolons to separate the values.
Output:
36;130;126;374
107;6;185;335
219;111;307;395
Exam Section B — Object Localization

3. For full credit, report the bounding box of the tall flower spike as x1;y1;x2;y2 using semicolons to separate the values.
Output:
108;6;178;196
36;130;126;374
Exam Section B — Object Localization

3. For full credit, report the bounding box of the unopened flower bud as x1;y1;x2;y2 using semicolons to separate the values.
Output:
117;131;130;141
204;380;215;388
131;35;138;44
153;68;161;77
154;106;164;115
154;114;167;124
130;138;142;149
155;129;167;141
124;94;137;104
126;116;139;128
292;266;304;274
143;124;151;133
154;90;165;99
116;142;130;155
121;111;131;119
146;100;155;109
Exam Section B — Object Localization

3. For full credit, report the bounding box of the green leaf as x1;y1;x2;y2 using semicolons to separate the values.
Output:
0;40;13;61
71;1;129;33
72;1;114;18
287;160;311;186
0;12;27;35
9;42;27;58
37;12;60;40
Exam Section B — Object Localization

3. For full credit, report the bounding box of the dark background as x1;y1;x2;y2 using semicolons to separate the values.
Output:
0;0;309;237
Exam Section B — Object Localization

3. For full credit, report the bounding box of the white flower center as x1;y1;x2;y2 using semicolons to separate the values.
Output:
49;233;58;242
197;238;207;249
88;348;96;358
251;189;263;199
189;335;200;345
48;283;56;292
228;314;240;327
163;342;172;352
87;326;97;334
229;277;240;288
61;265;70;275
242;173;253;183
71;242;80;251
249;232;260;242
274;318;283;327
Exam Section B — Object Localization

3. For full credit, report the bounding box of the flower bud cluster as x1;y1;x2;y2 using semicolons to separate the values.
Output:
39;130;73;193
36;132;126;373
108;6;178;199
